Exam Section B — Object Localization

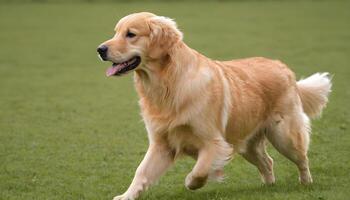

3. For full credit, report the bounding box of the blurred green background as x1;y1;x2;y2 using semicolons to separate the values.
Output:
0;1;349;200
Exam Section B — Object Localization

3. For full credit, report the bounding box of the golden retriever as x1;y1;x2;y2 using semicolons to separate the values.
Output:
97;12;332;200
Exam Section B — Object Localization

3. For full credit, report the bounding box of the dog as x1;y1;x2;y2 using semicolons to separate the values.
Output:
97;12;332;200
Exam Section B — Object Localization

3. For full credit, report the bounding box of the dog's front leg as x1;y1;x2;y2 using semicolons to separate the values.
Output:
113;143;174;200
185;138;233;190
185;144;216;190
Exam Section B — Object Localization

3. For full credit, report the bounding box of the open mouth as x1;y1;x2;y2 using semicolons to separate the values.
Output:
106;56;141;77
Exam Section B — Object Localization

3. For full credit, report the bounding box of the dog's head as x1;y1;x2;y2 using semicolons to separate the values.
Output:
97;12;183;77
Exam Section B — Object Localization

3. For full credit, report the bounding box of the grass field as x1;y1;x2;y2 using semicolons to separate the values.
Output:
1;1;350;200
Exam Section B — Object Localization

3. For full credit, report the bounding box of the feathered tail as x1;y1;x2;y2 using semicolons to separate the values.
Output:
297;73;332;118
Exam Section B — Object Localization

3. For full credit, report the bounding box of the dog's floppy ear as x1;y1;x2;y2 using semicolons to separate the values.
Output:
148;16;183;57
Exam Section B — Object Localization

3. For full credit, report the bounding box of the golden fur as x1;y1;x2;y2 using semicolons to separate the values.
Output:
98;12;332;200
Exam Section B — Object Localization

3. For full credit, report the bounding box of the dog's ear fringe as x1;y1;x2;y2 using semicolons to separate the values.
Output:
149;16;183;45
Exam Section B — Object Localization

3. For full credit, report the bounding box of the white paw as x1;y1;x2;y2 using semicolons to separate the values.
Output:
112;195;124;200
113;194;134;200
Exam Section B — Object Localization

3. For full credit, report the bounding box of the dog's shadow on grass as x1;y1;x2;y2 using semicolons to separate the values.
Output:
142;182;328;200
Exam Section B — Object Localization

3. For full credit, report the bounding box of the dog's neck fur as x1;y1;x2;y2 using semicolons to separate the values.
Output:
134;42;208;116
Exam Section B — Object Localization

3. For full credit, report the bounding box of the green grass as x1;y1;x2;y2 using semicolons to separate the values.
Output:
1;1;350;200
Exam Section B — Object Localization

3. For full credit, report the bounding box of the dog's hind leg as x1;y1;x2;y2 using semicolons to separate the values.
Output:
266;111;313;185
240;130;275;184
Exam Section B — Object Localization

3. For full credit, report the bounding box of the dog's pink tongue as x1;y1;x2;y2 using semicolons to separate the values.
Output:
106;66;118;77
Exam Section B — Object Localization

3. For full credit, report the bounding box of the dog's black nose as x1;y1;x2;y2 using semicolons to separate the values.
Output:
97;45;108;60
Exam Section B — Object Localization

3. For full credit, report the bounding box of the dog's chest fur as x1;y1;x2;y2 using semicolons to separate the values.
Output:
134;65;222;155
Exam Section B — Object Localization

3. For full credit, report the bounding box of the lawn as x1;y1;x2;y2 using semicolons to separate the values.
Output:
0;1;349;200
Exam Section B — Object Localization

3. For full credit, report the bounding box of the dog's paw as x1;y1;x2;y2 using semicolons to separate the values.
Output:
299;175;313;185
113;194;134;200
112;195;125;200
185;172;208;190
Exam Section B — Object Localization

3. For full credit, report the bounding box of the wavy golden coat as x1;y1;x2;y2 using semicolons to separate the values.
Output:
98;12;332;200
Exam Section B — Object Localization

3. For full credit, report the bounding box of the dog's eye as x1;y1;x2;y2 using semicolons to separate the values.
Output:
126;31;136;38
